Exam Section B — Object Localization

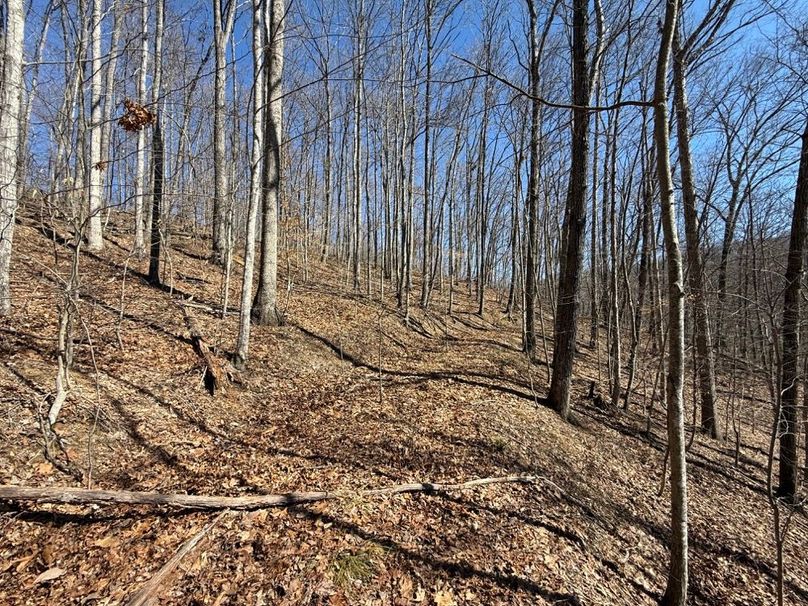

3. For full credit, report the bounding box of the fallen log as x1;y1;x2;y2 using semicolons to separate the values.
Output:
179;302;225;395
124;512;226;606
0;475;537;511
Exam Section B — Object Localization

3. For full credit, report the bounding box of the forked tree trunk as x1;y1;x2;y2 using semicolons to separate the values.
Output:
654;0;688;604
0;0;25;317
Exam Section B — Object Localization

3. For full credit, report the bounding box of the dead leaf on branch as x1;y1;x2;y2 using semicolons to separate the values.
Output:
118;99;156;132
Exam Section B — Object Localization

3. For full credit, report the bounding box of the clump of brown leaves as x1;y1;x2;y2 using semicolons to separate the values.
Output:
118;99;155;132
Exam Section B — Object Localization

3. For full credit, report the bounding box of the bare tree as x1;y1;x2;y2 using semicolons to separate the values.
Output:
145;0;164;283
212;0;236;264
0;0;25;317
671;4;729;438
86;0;104;251
133;0;149;257
547;0;602;418
776;118;808;501
654;0;688;603
253;0;285;326
234;0;267;367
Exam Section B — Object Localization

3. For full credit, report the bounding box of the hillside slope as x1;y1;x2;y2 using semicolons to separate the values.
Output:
1;215;806;606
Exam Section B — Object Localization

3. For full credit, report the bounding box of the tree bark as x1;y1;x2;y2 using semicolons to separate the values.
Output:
419;0;433;308
233;0;266;368
654;0;688;604
672;29;719;438
548;0;593;418
253;0;284;326
523;0;555;359
0;0;25;316
776;119;808;500
147;118;164;285
133;0;149;257
86;0;104;251
212;0;235;265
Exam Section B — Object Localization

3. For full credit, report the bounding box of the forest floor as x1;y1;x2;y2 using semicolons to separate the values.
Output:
1;210;807;606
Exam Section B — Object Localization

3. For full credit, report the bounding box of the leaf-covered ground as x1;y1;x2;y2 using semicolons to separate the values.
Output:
1;214;806;605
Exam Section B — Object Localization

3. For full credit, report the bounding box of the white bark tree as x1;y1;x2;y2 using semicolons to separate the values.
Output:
86;0;104;251
234;0;266;367
0;0;25;316
133;0;149;256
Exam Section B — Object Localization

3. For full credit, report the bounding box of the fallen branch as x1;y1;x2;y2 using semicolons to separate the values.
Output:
124;511;226;606
179;302;226;396
0;475;537;511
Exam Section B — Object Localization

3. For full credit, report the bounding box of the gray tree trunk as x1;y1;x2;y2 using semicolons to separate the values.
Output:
253;0;284;326
654;0;688;603
672;31;720;438
234;0;266;367
99;0;122;205
547;0;596;418
212;0;235;264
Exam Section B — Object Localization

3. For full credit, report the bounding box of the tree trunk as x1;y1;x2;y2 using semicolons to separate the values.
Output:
672;30;719;438
777;119;808;500
212;0;235;265
0;0;24;316
147;118;164;285
654;0;688;604
524;0;542;359
99;0;123;206
233;0;266;368
133;0;149;257
351;0;365;292
420;0;433;308
548;0;593;418
86;0;104;251
253;0;284;326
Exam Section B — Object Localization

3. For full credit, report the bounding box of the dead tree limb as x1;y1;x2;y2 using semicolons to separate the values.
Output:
124;511;226;606
179;302;225;395
0;475;538;511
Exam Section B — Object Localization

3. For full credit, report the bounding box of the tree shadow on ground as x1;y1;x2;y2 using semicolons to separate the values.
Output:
289;322;550;409
290;504;585;605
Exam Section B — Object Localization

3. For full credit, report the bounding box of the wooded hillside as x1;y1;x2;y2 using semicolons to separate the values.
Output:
0;0;807;604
